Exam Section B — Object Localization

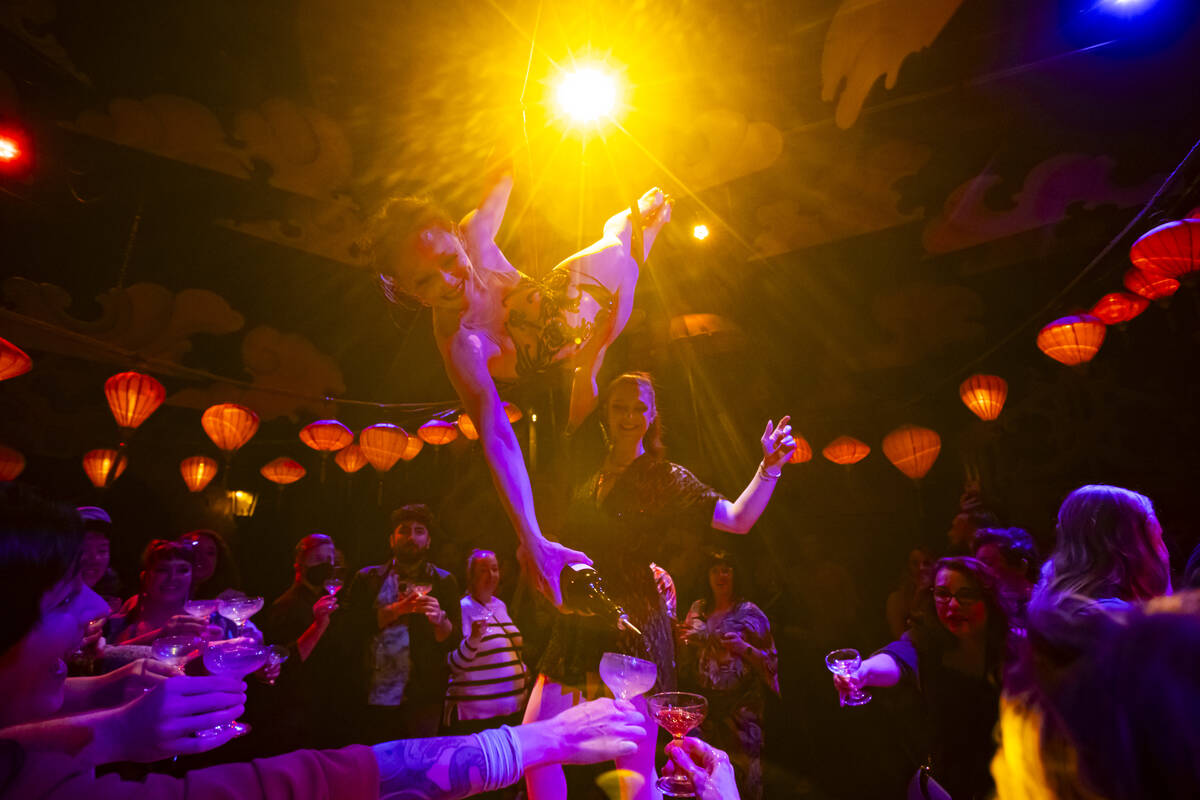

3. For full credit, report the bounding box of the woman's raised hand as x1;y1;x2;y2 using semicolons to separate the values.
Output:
517;536;592;608
760;416;797;470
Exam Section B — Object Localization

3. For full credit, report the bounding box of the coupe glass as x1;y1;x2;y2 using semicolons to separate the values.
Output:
323;577;343;596
263;644;290;685
599;652;658;701
647;692;709;797
151;635;203;675
196;640;268;738
184;599;221;623
218;596;264;635
825;648;871;706
405;582;434;598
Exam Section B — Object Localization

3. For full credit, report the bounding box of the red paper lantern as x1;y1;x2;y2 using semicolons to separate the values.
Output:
822;436;870;465
0;445;25;481
335;443;368;473
1130;217;1200;279
180;456;219;492
359;424;408;472
1090;292;1150;326
1123;267;1179;301
0;337;32;382
83;449;127;487
202;404;260;453
261;457;306;485
882;425;942;480
105;371;165;431
300;419;353;452
418;419;459;445
400;435;424;461
1037;314;1106;365
788;436;813;464
959;374;1008;421
457;413;479;440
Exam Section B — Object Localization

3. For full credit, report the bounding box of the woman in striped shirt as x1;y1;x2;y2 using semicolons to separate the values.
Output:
446;549;529;734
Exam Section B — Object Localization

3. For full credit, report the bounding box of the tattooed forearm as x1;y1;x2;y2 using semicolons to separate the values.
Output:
374;735;489;800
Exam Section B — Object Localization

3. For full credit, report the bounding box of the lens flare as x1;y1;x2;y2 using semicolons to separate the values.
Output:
554;66;619;124
692;224;710;241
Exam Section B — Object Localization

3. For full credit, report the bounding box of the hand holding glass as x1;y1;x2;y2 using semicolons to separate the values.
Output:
825;648;871;706
648;692;709;797
196;640;267;738
599;652;658;701
263;644;289;685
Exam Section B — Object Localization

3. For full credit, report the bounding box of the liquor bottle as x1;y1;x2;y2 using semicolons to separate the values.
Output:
560;563;643;636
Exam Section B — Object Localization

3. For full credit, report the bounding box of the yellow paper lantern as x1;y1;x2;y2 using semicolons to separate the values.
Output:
335;443;368;473
822;436;870;465
299;419;353;452
83;449;127;487
201;404;260;453
504;402;523;423
105;371;165;431
359;424;408;472
418;419;459;445
261;457;306;485
457;413;479;440
0;337;32;382
400;435;424;461
0;445;26;481
1036;314;1106;366
959;374;1008;421
180;456;219;492
882;425;942;480
788;436;813;464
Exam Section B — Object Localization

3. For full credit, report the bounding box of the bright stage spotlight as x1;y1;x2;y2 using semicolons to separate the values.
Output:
1098;0;1157;15
692;224;710;241
553;66;620;126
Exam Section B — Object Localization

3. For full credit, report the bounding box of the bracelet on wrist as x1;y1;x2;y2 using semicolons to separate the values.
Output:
758;461;782;481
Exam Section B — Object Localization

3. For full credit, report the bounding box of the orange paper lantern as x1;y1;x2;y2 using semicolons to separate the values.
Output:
359;424;408;472
261;457;306;485
300;419;353;452
822;436;870;465
1037;314;1106;366
504;402;523;423
959;374;1008;421
180;456;219;492
1130;217;1200;279
201;404;260;453
0;337;32;381
457;413;479;440
335;443;368;473
400;435;424;461
882;425;942;480
418;419;459;445
105;371;166;431
1090;292;1150;325
788;436;813;464
1123;267;1179;301
0;445;25;480
83;449;127;487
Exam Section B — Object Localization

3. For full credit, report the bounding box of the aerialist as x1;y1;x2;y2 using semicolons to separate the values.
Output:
365;168;673;606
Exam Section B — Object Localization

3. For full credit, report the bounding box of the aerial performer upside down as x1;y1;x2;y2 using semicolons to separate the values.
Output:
363;167;674;607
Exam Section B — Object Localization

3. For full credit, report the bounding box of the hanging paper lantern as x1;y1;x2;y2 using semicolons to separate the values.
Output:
419;419;459;445
1036;314;1106;366
82;449;127;487
335;443;368;473
1090;292;1150;326
959;374;1008;421
822;436;870;465
788;436;813;464
0;337;32;382
882;425;942;481
504;402;523;423
105;371;165;431
261;457;306;485
400;435;424;461
299;419;353;452
0;445;25;481
1123;267;1179;301
180;456;218;492
359;424;408;472
201;404;260;453
457;413;479;440
1129;217;1200;279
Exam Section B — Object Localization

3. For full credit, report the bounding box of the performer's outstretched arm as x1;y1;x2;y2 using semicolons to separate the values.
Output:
712;417;796;534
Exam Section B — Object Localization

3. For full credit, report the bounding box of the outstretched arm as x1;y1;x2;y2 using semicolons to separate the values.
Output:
711;417;796;534
440;329;590;606
458;170;518;278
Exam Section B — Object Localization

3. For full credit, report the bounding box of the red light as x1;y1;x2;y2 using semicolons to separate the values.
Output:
0;126;32;177
0;136;18;162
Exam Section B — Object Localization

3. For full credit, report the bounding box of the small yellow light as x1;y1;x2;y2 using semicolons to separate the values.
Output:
531;413;538;423
554;66;619;124
693;224;710;241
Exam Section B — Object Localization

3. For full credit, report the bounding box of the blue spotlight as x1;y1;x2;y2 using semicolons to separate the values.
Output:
1097;0;1158;16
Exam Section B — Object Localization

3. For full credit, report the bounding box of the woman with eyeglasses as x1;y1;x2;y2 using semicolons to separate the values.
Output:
833;556;1017;800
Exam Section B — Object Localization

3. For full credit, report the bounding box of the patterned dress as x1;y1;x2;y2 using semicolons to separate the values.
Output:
538;454;725;693
681;599;780;800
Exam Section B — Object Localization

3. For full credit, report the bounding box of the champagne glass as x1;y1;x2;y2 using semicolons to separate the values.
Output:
196;639;268;738
184;599;221;622
599;652;658;701
825;648;871;706
648;692;709;797
151;634;203;675
218;596;264;636
263;644;289;685
409;582;433;598
323;577;343;596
